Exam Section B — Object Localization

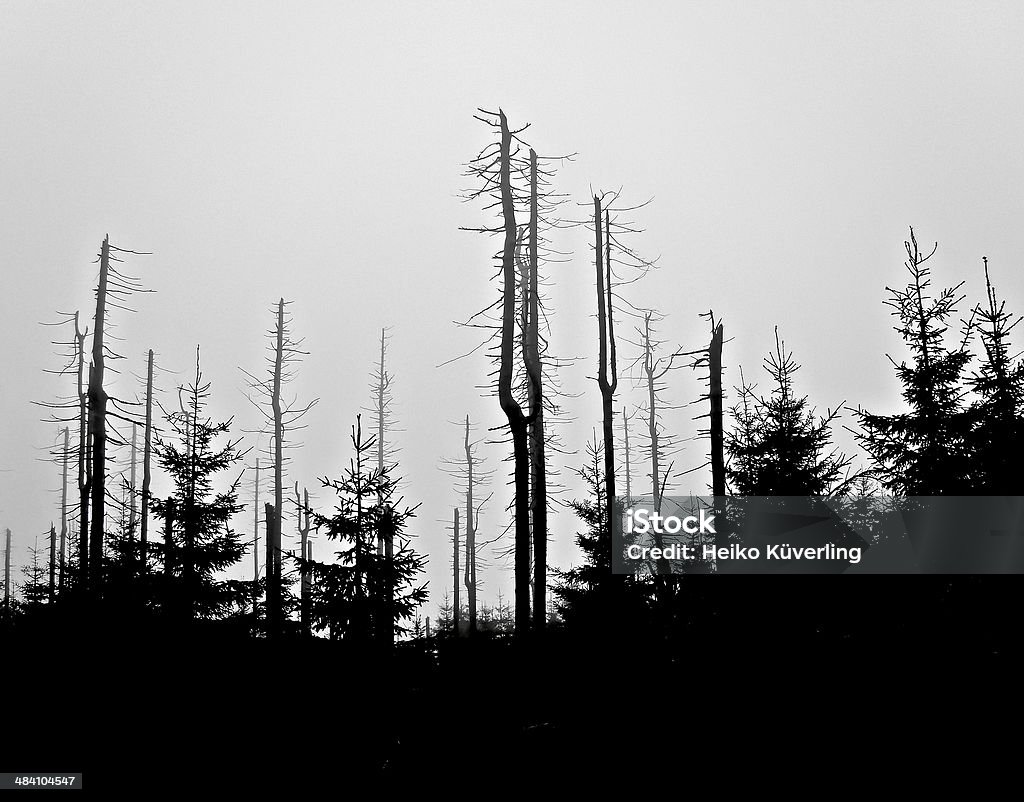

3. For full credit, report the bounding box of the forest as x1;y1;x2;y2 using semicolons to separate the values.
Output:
3;104;1023;785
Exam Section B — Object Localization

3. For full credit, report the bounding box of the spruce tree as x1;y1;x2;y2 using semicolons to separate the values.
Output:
150;348;249;622
967;258;1024;493
727;329;851;496
856;229;974;495
302;416;427;645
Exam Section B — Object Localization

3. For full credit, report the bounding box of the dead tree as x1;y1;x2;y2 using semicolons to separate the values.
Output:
60;427;69;591
141;349;154;573
270;301;284;634
453;507;461;634
593;198;618;545
577;192;658;563
620;406;640;508
464;418;478;634
523;150;550;628
87;236;111;588
459;109;534;635
442;416;493;636
264;501;276;631
365;328;400;636
128;421;138;569
84;236;151;591
295;482;311;638
459;109;575;635
709;318;727;549
624;310;694;576
252;457;260;627
495;112;532;636
77;315;89;586
242;298;318;638
4;528;10;617
48;523;56;602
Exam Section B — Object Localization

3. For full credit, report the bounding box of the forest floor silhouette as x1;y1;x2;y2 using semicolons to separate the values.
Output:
6;575;1020;789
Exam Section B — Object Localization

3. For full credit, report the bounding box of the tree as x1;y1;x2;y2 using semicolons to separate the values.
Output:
302;416;427;646
141;349;155;574
462;108;533;636
87;236;111;591
19;538;50;611
626;309;691;577
855;228;974;495
242;298;318;637
554;433;645;630
584;191;655;570
727;329;852;496
966;257;1024;493
151;347;249;622
3;528;11;620
295;482;312;638
442;415;493;636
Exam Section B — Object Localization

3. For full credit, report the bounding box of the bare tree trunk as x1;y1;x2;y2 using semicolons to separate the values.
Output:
60;427;69;591
623;409;632;508
377;329;386;557
643;313;670;577
265;502;277;636
76;315;89;588
453;507;460;635
594;201;618;544
296;483;311;639
88;236;111;592
525;149;548;631
270;298;285;639
128;421;138;572
141;350;153;574
464;416;477;635
48;523;56;603
253;458;260;629
709;320;727;551
3;529;10;617
495;110;531;638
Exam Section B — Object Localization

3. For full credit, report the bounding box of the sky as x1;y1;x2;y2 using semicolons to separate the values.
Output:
2;1;1024;611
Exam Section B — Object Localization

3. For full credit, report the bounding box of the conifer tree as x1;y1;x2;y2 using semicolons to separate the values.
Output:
302;416;427;646
727;329;851;496
856;228;974;495
967;257;1024;493
151;348;249;622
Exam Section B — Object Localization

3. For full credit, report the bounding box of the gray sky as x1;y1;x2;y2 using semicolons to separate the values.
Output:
2;1;1024;609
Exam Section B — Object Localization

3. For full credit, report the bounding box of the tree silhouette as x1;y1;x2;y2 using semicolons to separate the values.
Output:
301;416;427;646
150;348;249;622
241;298;318;637
855;228;974;495
966;257;1024;493
727;329;852;496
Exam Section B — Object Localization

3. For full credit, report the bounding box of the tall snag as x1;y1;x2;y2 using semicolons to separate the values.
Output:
441;415;492;636
493;111;532;636
524;149;548;629
709;318;727;551
76;314;89;587
593;198;618;547
141;349;154;573
242;298;318;638
60;427;69;591
87;236;111;589
296;482;311;638
453;507;460;634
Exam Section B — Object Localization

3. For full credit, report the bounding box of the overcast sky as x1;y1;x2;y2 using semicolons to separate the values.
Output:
3;1;1024;608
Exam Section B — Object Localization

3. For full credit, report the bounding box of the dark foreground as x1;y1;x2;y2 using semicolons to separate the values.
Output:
6;576;1023;791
